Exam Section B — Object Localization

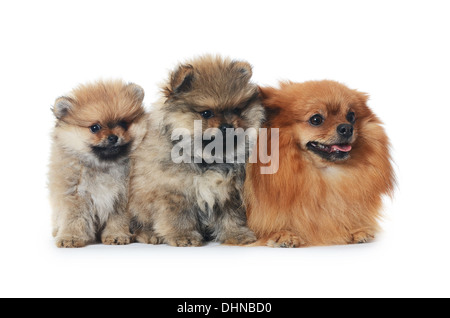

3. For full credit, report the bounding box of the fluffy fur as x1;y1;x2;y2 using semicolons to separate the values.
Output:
49;80;147;248
245;80;395;247
128;55;265;246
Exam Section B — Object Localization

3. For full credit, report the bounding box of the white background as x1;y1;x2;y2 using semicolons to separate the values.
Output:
0;0;449;298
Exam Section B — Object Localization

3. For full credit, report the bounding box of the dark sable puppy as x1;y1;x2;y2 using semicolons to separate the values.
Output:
129;55;265;246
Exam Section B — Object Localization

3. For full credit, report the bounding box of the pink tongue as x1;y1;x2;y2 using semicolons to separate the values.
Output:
331;144;352;152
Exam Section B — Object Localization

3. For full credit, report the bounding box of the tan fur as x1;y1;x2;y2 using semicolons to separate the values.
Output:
49;80;147;248
128;55;265;246
245;80;395;247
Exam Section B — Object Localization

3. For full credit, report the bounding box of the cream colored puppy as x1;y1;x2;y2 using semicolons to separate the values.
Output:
49;80;147;248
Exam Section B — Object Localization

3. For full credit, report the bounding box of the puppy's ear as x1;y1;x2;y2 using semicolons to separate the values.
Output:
279;81;294;89
53;96;75;119
230;61;253;81
164;64;195;98
356;90;369;104
126;83;145;104
258;86;281;120
258;86;280;121
259;86;277;100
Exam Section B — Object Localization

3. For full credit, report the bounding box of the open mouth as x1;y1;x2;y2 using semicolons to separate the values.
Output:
91;143;130;161
306;141;352;161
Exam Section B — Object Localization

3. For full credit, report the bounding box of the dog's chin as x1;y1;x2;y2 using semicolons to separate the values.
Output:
91;143;131;161
306;141;352;162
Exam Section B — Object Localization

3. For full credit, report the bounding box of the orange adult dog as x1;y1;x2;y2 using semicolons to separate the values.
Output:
245;80;395;247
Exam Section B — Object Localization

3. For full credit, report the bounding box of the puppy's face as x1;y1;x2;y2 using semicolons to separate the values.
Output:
262;80;372;164
298;100;358;162
53;81;146;163
160;56;265;162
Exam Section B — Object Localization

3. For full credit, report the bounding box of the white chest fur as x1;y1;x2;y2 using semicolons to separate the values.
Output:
78;163;128;225
193;170;233;213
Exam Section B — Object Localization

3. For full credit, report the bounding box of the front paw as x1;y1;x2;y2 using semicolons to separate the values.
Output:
55;236;88;248
102;235;132;245
136;230;163;245
166;233;203;247
350;231;375;244
267;230;305;248
223;229;257;245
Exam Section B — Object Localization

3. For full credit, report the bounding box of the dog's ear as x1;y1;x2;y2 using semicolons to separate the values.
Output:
279;81;294;89
230;60;253;81
258;86;281;121
53;96;75;119
259;86;277;100
164;64;195;98
355;90;369;104
126;83;145;104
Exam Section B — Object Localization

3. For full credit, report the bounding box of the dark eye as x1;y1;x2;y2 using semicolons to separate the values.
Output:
347;111;356;124
200;110;214;119
232;108;241;115
309;114;324;126
90;124;102;133
117;120;128;130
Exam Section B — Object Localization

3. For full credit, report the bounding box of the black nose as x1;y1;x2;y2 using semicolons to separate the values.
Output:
219;123;234;134
337;124;353;138
107;135;118;144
